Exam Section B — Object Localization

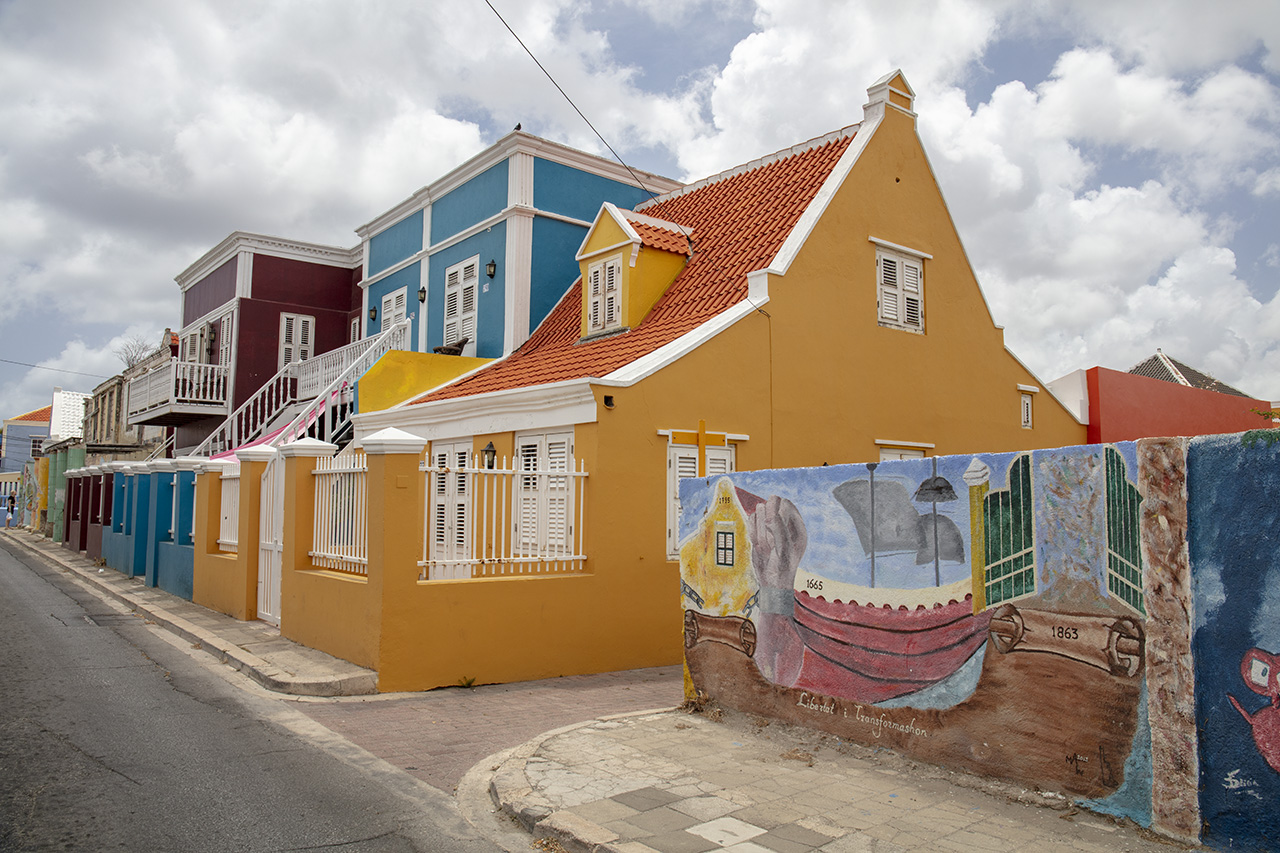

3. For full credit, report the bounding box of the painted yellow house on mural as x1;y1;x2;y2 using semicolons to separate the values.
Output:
300;69;1090;690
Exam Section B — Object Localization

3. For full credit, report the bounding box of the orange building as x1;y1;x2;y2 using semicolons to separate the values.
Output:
321;71;1087;689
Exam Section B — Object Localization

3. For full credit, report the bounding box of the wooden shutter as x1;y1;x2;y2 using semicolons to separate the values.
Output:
902;259;922;328
667;445;699;555
878;255;900;323
443;260;478;351
603;260;620;327
588;263;603;330
516;438;541;551
218;315;233;367
430;442;471;575
381;288;407;333
279;314;315;368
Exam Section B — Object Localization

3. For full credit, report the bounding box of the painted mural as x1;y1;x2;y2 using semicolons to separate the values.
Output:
679;444;1154;825
1190;430;1280;852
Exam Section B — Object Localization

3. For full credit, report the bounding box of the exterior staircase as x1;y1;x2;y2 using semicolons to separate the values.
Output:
192;319;411;457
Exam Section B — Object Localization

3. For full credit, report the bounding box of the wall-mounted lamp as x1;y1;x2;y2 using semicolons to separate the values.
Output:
369;307;377;322
486;259;497;279
481;441;497;470
418;285;427;303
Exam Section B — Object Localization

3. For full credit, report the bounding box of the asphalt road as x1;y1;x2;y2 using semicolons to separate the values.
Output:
0;539;502;853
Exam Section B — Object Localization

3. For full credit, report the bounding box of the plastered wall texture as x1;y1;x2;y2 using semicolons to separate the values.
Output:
679;431;1279;850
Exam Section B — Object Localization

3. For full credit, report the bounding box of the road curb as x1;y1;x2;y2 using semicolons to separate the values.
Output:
482;708;678;853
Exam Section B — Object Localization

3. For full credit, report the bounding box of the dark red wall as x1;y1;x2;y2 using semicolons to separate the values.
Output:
1087;366;1269;443
251;255;357;311
182;257;238;326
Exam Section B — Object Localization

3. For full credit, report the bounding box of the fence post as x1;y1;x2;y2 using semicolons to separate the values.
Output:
278;438;338;626
363;428;427;690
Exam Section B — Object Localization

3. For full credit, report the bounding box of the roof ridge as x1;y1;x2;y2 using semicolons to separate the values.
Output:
635;123;861;211
1156;350;1190;386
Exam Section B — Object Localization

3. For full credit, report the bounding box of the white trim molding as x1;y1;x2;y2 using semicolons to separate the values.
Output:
868;236;933;260
873;439;936;449
354;378;598;442
177;232;360;291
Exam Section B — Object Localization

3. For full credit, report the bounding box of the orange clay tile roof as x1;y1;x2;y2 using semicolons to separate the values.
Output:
9;405;52;423
619;210;692;256
415;128;858;404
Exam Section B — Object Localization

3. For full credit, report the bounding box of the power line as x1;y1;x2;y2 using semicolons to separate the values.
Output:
483;0;660;202
0;358;109;380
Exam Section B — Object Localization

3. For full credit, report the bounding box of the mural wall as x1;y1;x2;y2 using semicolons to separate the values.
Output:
679;443;1164;829
1190;430;1280;852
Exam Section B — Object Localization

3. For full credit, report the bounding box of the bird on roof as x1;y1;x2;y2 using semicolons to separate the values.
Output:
514;122;521;131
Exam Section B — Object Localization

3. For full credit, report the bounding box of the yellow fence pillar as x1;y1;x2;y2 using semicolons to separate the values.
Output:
362;427;427;692
278;438;338;635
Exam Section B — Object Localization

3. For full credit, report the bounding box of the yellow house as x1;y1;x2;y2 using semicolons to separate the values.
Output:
334;70;1086;689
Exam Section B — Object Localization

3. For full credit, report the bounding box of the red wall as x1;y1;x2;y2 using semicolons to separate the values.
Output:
251;254;358;311
1087;367;1269;443
182;257;238;326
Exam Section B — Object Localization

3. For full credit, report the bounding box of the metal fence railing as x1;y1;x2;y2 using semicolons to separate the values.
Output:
310;453;368;574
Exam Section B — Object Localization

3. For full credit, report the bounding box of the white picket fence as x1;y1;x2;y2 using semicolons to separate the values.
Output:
217;467;240;552
310;453;368;573
418;454;588;581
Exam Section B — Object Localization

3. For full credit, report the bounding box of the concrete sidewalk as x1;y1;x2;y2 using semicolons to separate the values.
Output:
3;529;1195;853
480;710;1192;853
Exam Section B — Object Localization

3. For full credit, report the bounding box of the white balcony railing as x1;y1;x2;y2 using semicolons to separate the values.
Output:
126;358;230;421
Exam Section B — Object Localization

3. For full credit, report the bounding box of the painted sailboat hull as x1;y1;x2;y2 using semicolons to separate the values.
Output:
791;578;991;703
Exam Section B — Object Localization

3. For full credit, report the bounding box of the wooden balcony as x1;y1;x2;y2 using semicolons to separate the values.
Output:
126;359;230;426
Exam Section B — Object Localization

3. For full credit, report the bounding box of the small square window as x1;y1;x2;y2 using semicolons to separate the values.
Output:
715;530;735;566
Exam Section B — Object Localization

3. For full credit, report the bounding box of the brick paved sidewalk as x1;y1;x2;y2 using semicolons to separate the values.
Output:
487;709;1196;853
297;665;684;792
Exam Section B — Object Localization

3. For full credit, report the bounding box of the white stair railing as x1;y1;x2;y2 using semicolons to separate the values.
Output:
193;365;299;458
193;318;411;457
269;318;411;449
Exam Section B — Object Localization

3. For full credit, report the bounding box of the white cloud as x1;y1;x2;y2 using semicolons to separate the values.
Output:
1;0;1279;419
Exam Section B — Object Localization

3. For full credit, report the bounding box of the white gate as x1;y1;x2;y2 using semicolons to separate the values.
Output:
257;454;284;625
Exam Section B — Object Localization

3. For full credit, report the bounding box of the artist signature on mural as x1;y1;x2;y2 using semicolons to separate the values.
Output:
1065;753;1090;775
793;693;930;738
1224;769;1265;800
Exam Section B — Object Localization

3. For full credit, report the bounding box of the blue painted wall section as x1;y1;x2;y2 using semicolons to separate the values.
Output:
425;222;507;357
366;261;422;341
430;161;508;245
532;158;655;222
1191;430;1280;852
367;210;423;277
530;217;593;329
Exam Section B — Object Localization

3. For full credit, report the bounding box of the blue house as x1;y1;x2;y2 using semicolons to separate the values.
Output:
356;131;681;359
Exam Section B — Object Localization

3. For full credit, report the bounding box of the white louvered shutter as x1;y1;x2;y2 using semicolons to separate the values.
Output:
516;438;541;552
218;315;233;367
588;264;603;331
382;288;407;332
604;260;620;327
667;445;700;556
430;442;471;578
902;259;922;329
879;255;900;324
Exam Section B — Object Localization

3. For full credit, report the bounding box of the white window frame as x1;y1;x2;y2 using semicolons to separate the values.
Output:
514;430;574;555
443;257;478;356
350;317;360;343
876;247;924;332
381;286;407;333
217;313;233;367
587;257;622;334
429;439;473;577
1021;393;1033;429
667;442;735;558
879;447;926;461
278;313;315;370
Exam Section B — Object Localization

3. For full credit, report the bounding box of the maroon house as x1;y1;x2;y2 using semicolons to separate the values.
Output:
127;232;364;454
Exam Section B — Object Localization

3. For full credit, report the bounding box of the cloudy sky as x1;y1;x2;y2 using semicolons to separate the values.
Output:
2;0;1278;419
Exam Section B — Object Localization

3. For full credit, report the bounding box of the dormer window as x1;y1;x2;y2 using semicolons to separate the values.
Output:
587;258;622;334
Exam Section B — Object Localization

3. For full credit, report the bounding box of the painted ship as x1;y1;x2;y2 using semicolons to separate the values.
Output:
789;460;992;703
